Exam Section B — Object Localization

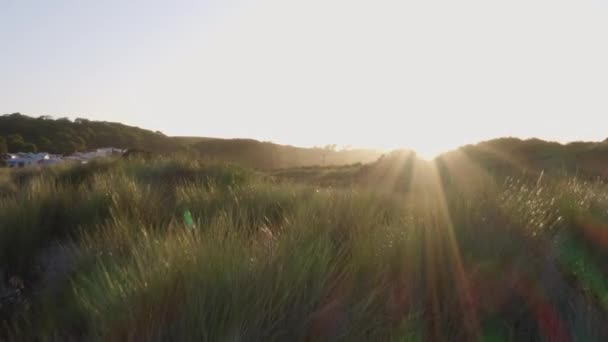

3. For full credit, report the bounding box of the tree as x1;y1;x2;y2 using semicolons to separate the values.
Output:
72;135;86;152
21;143;37;153
323;144;337;151
6;134;37;153
0;136;7;153
54;132;82;154
6;134;26;152
35;137;53;152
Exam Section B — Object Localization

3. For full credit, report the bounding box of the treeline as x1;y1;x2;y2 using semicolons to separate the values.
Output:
0;113;180;155
0;113;382;168
8;113;604;173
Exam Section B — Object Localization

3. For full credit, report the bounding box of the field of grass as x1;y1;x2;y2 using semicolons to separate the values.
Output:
1;156;608;341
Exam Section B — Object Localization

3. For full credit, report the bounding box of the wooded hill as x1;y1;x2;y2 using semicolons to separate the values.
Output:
2;113;606;173
440;137;608;178
0;113;174;154
0;113;382;169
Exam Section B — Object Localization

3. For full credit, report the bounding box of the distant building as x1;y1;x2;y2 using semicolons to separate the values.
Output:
2;147;124;168
65;147;124;164
1;153;16;161
6;153;62;168
0;153;15;167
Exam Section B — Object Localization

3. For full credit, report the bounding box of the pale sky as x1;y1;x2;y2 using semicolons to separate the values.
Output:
2;0;608;157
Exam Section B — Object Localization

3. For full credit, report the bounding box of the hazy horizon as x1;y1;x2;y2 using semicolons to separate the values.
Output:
2;0;608;157
6;111;608;160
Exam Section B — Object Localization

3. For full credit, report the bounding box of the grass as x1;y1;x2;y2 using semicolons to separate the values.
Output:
1;156;608;341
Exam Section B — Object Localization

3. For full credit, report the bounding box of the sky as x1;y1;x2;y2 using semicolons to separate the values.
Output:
2;0;608;158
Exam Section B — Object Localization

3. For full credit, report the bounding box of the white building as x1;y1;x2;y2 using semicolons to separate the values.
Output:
65;147;124;164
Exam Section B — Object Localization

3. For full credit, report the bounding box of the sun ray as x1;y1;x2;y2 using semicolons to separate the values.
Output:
429;161;481;338
405;158;481;339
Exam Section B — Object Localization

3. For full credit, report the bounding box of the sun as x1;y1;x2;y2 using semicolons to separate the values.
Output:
411;138;463;160
371;143;445;161
414;145;444;160
350;137;454;161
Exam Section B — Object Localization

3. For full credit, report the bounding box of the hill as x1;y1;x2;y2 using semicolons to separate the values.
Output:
2;113;606;173
0;113;180;154
0;113;382;169
274;136;608;190
439;137;608;179
190;137;381;169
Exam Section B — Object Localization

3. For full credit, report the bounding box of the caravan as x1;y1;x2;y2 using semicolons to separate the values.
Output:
6;153;62;168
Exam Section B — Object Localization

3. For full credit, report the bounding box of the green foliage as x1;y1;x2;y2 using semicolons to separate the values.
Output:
4;134;37;153
0;114;381;169
2;156;608;340
0;136;7;153
0;113;179;155
2;117;608;340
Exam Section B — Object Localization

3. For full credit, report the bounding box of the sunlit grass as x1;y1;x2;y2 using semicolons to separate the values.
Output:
1;157;608;340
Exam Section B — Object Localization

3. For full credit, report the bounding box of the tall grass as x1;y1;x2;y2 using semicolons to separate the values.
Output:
1;157;608;341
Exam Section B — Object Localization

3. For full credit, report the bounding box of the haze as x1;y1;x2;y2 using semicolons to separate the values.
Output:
2;0;608;158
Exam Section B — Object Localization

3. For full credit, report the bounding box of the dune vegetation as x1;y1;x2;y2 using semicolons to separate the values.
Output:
1;154;608;341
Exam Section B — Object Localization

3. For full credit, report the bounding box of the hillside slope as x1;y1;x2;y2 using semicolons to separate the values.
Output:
0;113;382;168
440;137;608;178
2;113;606;172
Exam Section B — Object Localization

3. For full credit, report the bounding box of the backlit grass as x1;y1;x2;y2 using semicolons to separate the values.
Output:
1;157;608;341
